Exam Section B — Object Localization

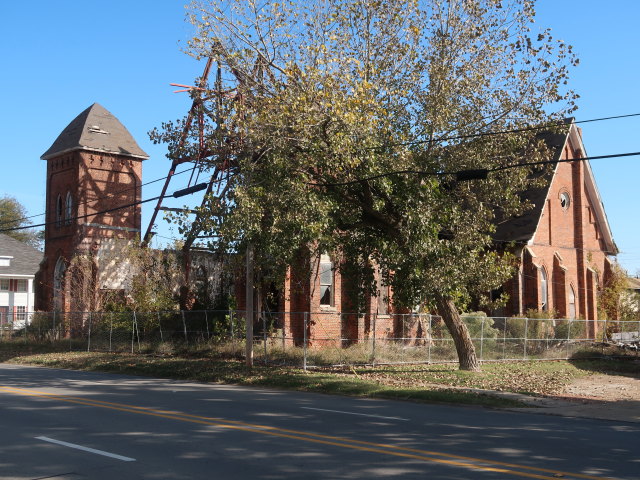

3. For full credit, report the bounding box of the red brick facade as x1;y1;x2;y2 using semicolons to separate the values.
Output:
501;125;616;337
251;123;617;343
36;151;143;311
36;104;147;312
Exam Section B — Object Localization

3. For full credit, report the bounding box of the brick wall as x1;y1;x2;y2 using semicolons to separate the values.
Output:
37;150;142;311
510;133;610;336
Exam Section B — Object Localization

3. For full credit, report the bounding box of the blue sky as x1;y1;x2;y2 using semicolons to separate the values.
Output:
1;1;639;274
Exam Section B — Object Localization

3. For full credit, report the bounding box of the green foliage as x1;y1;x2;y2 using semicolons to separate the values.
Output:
599;261;638;321
70;243;182;313
154;0;579;369
461;312;500;340
0;195;42;249
155;0;578;307
554;320;586;340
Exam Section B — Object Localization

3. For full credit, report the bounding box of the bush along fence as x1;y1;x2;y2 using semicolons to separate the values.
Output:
1;310;638;368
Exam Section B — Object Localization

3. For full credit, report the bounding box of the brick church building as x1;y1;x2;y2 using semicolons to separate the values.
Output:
36;103;147;312
35;105;616;341
265;120;618;343
494;122;617;336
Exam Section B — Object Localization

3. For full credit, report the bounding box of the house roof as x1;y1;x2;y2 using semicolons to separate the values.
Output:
493;120;617;255
493;129;566;244
41;103;149;160
627;276;640;292
0;234;43;277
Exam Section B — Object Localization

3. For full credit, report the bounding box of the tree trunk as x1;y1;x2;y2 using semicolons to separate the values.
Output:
435;294;480;371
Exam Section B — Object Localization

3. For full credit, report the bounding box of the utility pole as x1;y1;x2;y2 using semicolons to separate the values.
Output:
245;242;254;367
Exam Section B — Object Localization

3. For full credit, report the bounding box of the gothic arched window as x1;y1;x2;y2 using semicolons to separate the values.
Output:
65;192;73;225
540;267;549;312
53;257;66;312
56;195;63;227
568;285;576;319
320;254;334;306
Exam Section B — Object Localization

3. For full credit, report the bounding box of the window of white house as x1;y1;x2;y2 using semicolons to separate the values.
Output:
0;279;9;291
540;268;548;311
56;194;63;227
319;254;333;306
568;285;576;319
0;256;12;267
16;306;26;321
16;279;28;292
65;192;73;225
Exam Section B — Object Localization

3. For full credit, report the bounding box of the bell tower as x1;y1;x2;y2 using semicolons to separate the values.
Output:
37;103;148;311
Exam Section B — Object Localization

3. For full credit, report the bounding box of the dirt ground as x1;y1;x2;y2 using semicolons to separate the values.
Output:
562;373;640;402
511;373;640;423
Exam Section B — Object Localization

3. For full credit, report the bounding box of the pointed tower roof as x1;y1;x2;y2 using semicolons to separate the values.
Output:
41;103;149;160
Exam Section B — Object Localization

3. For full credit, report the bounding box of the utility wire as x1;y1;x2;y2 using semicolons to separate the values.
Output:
0;184;208;234
0;167;202;229
5;112;640;228
311;151;640;187
364;112;640;151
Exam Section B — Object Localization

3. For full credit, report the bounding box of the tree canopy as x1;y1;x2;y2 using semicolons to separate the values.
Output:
154;0;578;369
0;195;42;250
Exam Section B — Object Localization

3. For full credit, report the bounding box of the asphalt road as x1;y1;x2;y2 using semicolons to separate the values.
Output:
0;364;638;480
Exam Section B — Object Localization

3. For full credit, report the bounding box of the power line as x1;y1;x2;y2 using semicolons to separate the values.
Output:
0;167;198;229
0;183;208;234
364;112;640;151
311;151;640;187
4;112;640;228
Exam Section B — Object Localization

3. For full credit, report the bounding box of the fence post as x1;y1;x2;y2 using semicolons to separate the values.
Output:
371;313;377;366
566;319;572;359
523;317;529;360
87;312;92;352
263;314;268;364
181;310;188;344
204;310;210;340
230;310;234;341
503;318;509;359
303;312;308;371
427;315;432;363
480;315;485;362
109;313;113;352
52;310;56;343
131;312;135;354
157;312;164;343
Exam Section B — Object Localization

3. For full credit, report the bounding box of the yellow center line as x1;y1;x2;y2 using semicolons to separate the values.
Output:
0;385;614;480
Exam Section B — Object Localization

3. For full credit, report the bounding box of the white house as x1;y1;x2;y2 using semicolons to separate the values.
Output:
0;234;42;328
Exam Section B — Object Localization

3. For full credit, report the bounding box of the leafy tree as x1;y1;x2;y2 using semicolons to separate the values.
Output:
0;195;42;249
155;0;577;370
599;262;639;322
67;242;182;313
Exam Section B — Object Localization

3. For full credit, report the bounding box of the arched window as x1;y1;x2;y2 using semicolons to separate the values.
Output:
568;285;576;319
65;192;73;225
55;195;63;227
53;257;66;312
319;254;333;306
195;265;207;283
540;267;548;311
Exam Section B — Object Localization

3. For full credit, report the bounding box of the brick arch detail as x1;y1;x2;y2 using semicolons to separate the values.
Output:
553;253;567;318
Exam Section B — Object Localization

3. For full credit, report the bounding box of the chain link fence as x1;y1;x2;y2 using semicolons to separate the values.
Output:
1;310;638;367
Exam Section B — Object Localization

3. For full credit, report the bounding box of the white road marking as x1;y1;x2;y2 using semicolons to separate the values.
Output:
35;436;136;462
301;407;409;421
